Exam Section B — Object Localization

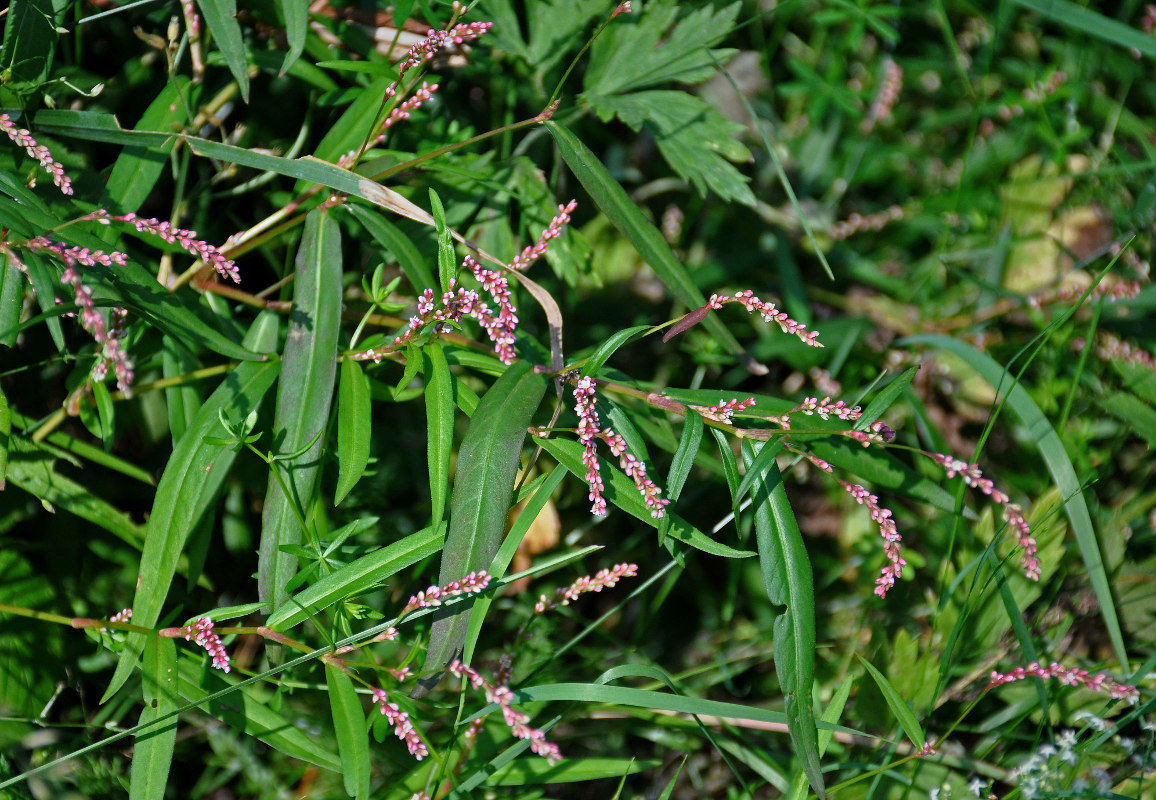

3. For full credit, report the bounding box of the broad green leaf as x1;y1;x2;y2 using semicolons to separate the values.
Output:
0;550;61;719
335;358;372;505
104;313;281;703
175;658;341;771
786;677;853;800
278;0;308;75
0;253;22;348
424;342;454;527
419;361;547;690
547;121;762;373
490;758;661;785
579;324;652;379
326;664;370;799
130;638;178;800
21;251;65;350
744;445;824;800
346;205;436;292
1013;0;1156;58
309;75;398;169
0;0;68;90
585;91;755;206
533;435;755;559
196;0;250;102
259;209;342;612
857;655;925;749
162;337;202;448
105;78;194;215
267;523;445;631
524;0;606;72
904;334;1129;668
583;2;740;95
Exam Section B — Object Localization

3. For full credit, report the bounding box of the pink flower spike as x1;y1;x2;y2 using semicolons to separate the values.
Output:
692;397;757;423
182;617;231;673
404;570;491;614
840;480;904;597
110;608;133;623
372;689;429;760
510;200;578;272
986;662;1139;704
447;659;562;763
573;376;607;516
113;213;240;283
707;290;824;347
535;563;639;613
0;113;74;196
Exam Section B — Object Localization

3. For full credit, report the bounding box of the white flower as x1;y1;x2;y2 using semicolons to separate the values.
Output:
967;777;986;796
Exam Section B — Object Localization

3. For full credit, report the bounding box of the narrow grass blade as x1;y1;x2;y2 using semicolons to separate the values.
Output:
417;361;547;690
534;435;755;559
546;121;765;374
424;342;454;528
278;0;307;75
259;209;343;613
103;313;280;703
490;758;661;785
1014;0;1156;58
335;358;372;505
710;427;741;506
858;365;920;430
905;334;1128;668
744;444;824;800
268;523;445;631
0;388;8;489
195;0;250;102
129;638;178;800
857;654;925;749
665;409;704;505
325;664;370;799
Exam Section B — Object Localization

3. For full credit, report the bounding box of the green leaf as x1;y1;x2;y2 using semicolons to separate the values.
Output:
547;121;761;373
1099;391;1156;448
278;0;308;75
130;638;178;800
903;334;1129;669
196;0;250;102
744;445;824;800
104;313;281;703
710;427;741;506
579;325;652;379
424;342;454;527
175;658;341;771
1013;0;1156;58
517;683;789;727
857;655;925;749
785;677;853;800
0;0;68;89
162;337;202;448
533;435;755;559
268;523;445;631
418;361;547;690
665;409;703;505
585;91;755;206
490;758;661;785
346;205;436;292
1;251;24;349
335;359;372;505
583;2;740;95
325;664;370;799
857;365;919;430
259;209;343;612
429;189;456;292
105;78;194;215
0;388;10;491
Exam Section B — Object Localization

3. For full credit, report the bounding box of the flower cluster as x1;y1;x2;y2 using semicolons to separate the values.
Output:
372;689;429;759
510;201;578;271
846;420;896;447
448;659;562;763
830;204;905;240
403;570;491;614
707;291;823;347
796;396;862;422
929;453;1039;581
182;617;231;673
396;21;494;80
1;113;74;195
840;481;905;598
114;213;240;283
572;377;669;518
61;262;134;393
691;397;756;423
861;58;903;133
534;563;639;613
1075;332;1155;371
110;608;133;623
987;662;1139;703
1026;277;1142;310
978;71;1067;138
464;255;519;363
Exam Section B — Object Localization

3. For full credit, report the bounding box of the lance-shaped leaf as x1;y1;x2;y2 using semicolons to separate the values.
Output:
335;358;371;506
196;0;250;102
129;638;178;800
425;342;454;528
416;360;547;694
259;209;343;612
103;313;281;703
744;443;824;800
326;664;370;799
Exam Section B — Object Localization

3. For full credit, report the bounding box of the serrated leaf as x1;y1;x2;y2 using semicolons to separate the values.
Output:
196;0;250;102
425;342;454;528
326;664;370;799
418;361;547;691
335;359;372;505
259;209;343;613
524;0;606;72
744;444;824;800
130;638;178;800
586;91;755;205
583;2;741;95
103;313;281;703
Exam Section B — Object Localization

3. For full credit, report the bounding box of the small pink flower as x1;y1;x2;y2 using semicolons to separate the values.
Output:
707;290;823;347
0;113;74;196
986;662;1139;703
840;481;905;598
114;213;239;283
110;608;133;623
535;563;639;613
182;617;231;673
862;58;903;133
372;689;429;759
691;397;756;423
510;201;578;272
447;659;562;763
404;570;491;614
